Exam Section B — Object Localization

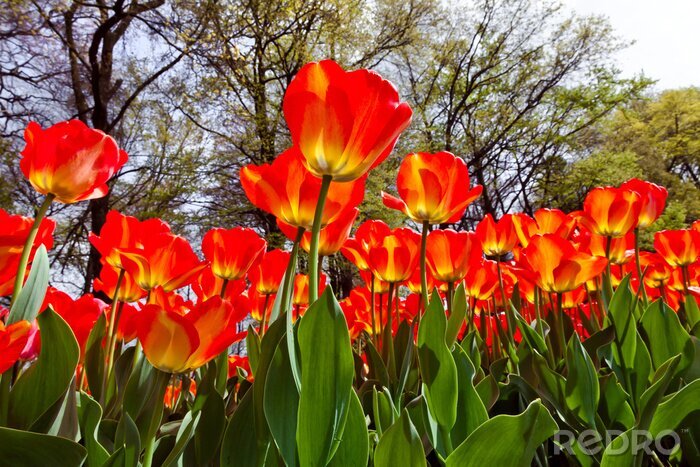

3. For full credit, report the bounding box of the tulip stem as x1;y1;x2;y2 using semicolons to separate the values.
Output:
103;269;125;399
633;228;649;306
308;175;332;304
420;221;430;313
220;278;229;298
10;194;54;306
370;278;377;344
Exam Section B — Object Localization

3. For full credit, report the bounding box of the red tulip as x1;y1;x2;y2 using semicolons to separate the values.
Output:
119;233;205;292
228;355;254;381
44;288;106;359
283;59;412;182
475;214;518;256
137;296;246;373
517;234;607;293
512;209;575;247
368;228;421;283
202;227;266;281
278;208;358;256
382;151;482;224
0;319;32;374
638;252;673;289
580;186;641;237
20;120;128;203
89;210;170;269
654;229;700;267
0;209;55;296
620;178;667;228
249;249;290;295
426;229;482;283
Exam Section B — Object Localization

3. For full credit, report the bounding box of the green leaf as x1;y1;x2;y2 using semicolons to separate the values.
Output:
246;325;261;376
161;410;201;466
7;245;49;325
296;287;354;466
0;425;86;466
684;294;700;329
77;392;110;467
9;308;80;429
84;313;107;401
114;412;141;467
122;358;170;446
446;284;467;349
365;338;390;389
394;320;416;404
514;308;548;355
264;335;300;467
649;379;700;437
190;369;226;466
253;316;286;460
638;355;682;431
641;299;694;373
608;275;637;371
372;387;397;436
446;400;557;467
600;429;635;467
451;344;488;446
221;388;258;466
328;390;369;467
374;409;425;467
598;373;634;431
417;291;458;432
565;333;600;430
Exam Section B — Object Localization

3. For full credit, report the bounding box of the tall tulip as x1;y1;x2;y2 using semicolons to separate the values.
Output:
382;151;482;305
620;179;667;229
426;230;482;283
475;214;518;257
249;249;290;296
654;229;700;267
278;208;358;257
283;59;412;182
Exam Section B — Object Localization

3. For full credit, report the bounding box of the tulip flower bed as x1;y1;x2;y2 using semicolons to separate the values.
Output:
2;59;700;467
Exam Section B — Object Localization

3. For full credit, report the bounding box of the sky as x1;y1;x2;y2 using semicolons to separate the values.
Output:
562;0;700;90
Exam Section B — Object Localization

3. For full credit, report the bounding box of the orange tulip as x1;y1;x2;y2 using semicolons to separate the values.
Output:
202;227;266;281
580;186;641;237
620;179;667;228
0;319;32;374
517;234;607;293
243;289;275;323
283;59;412;182
581;231;635;265
89;211;170;270
638;252;673;289
381;152;482;224
512;209;575;247
249;249;290;295
341;220;391;271
240;148;365;230
0;209;55;296
368;228;421;283
426;229;482;283
654;229;700;267
228;355;253;381
359;269;390;294
475;214;518;256
137;296;245;373
191;267;246;302
93;263;146;303
463;259;499;301
119;233;205;292
404;266;436;295
292;273;328;307
20;120;128;203
278;208;358;256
